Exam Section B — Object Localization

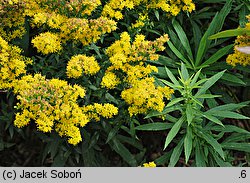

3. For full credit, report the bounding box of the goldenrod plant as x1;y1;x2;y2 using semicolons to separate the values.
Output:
0;0;249;166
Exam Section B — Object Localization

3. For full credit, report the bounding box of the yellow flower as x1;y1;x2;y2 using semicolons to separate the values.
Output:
0;36;31;89
66;54;100;78
83;103;118;121
13;74;89;145
101;72;121;89
31;32;62;54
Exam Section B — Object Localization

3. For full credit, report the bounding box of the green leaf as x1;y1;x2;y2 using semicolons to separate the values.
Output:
166;97;184;107
106;125;120;143
184;127;193;163
195;70;225;96
199;44;234;68
110;138;137;166
190;69;202;87
169;137;184;167
198;130;225;160
172;19;194;62
105;93;119;105
205;111;250;119
154;10;160;21
117;135;143;150
209;28;250;39
159;78;178;89
167;41;192;68
195;0;233;66
206;101;250;112
223;133;250;143
135;122;173;131
180;62;189;81
186;104;194;125
164;66;180;86
209;147;232;167
190;20;202;54
202;114;224;126
209;125;250;134
155;150;173;165
195;141;207;167
221;143;250;153
164;116;185;150
196;94;221;99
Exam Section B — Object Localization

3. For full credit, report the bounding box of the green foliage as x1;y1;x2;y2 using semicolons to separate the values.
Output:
144;64;250;166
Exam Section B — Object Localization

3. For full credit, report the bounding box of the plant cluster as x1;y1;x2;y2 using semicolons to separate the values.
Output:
0;0;249;167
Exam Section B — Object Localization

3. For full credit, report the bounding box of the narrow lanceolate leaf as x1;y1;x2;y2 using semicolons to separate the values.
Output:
209;28;250;39
184;127;193;164
196;94;221;99
172;20;194;61
180;62;189;80
195;70;225;96
198;130;225;160
199;44;234;68
110;138;137;166
221;143;250;153
190;69;201;87
205;111;250;120
135;123;173;131
167;41;192;68
166;97;184;107
186;104;194;126
209;125;250;134
164;67;180;86
209;147;232;167
169;137;184;167
195;0;232;66
206;101;250;112
202;114;224;127
195;140;206;167
164;116;185;150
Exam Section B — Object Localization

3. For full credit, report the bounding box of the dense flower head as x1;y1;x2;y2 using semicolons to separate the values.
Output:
102;0;195;19
13;74;88;145
226;15;250;66
121;78;173;116
0;36;32;89
102;32;172;115
83;103;119;121
31;32;62;54
0;0;26;41
101;72;121;89
66;54;100;78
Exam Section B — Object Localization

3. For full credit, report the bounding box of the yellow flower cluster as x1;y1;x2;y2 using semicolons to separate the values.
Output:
12;73;119;145
31;32;62;54
66;54;100;78
102;0;195;20
121;78;173;116
147;0;195;16
143;161;156;167
131;13;149;29
0;36;32;89
13;74;88;145
100;72;121;89
83;103;119;121
25;0;117;50
0;0;117;52
0;1;26;41
226;15;250;66
63;0;102;16
101;32;173;116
